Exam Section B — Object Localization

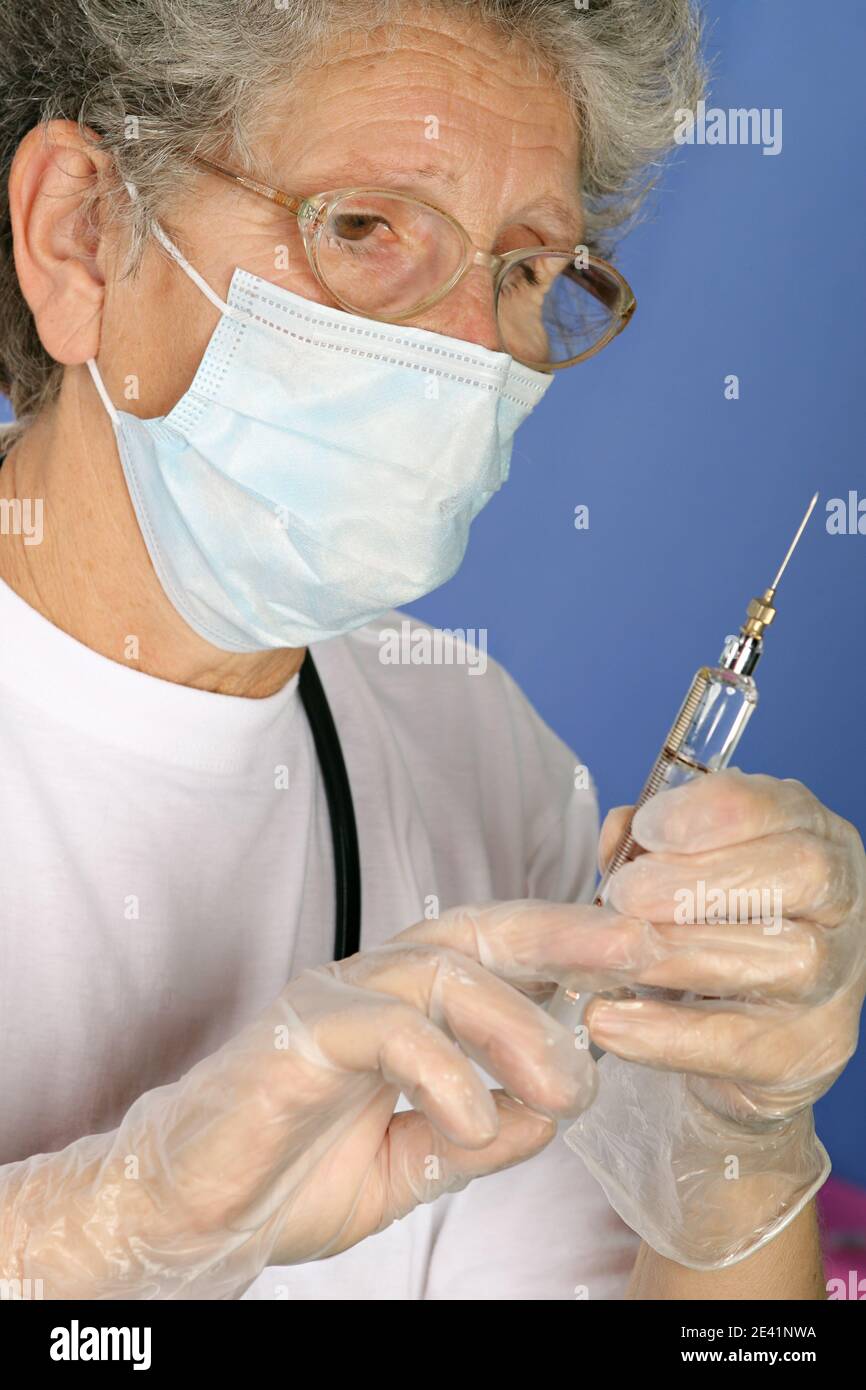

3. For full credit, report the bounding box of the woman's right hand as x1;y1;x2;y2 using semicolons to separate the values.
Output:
2;900;614;1299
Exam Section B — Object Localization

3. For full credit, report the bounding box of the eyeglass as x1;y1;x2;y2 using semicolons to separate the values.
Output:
192;155;636;372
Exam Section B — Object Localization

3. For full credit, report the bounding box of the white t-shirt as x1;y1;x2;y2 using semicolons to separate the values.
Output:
0;576;639;1299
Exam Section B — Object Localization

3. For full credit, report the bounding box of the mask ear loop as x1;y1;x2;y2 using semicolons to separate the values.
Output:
86;177;255;422
147;210;254;327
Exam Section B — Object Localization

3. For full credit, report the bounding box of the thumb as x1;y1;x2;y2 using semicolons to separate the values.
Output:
374;1091;558;1227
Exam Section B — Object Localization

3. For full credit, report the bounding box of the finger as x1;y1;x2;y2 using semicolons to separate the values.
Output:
398;899;743;1001
580;916;837;1002
281;970;500;1147
473;909;845;1004
329;939;597;1120
598;805;633;874
334;1091;558;1254
394;899;649;988
631;767;859;856
606;830;857;928
585;988;859;1098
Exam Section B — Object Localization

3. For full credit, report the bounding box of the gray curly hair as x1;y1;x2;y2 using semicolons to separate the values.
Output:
0;0;705;439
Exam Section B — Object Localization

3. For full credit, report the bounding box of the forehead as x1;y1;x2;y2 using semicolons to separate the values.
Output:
261;7;583;240
311;154;583;244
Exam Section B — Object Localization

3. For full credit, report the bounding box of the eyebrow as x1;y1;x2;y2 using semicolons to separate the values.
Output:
307;155;584;247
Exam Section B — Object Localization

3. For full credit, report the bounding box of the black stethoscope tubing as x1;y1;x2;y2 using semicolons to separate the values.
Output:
298;651;362;961
0;449;362;964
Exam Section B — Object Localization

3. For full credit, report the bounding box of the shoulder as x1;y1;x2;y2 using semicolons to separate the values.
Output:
314;612;599;902
321;610;570;773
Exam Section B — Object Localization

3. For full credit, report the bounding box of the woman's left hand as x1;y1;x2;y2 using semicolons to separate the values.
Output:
564;767;866;1269
589;767;866;1118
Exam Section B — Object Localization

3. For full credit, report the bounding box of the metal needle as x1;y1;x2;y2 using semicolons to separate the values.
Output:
769;491;819;594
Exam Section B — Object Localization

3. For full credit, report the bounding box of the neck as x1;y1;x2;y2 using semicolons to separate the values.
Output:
0;369;304;699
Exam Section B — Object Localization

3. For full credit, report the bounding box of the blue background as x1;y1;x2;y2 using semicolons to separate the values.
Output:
2;2;864;1181
410;0;866;1184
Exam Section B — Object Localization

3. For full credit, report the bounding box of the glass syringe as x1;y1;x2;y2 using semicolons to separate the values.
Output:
549;492;819;1036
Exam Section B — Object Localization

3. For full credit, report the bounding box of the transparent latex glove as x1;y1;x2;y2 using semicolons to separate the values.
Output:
562;769;865;1269
1;900;613;1301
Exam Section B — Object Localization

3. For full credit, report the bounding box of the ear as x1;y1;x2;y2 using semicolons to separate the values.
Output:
9;120;116;367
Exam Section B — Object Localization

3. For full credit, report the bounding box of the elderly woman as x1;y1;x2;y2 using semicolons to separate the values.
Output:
0;0;862;1303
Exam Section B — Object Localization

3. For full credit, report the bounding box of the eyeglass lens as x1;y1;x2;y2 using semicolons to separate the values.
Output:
314;192;623;366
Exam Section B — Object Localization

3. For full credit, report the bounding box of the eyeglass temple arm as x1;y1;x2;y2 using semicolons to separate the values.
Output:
193;156;305;217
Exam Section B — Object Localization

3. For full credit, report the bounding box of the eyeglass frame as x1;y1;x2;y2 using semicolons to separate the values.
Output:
192;154;637;371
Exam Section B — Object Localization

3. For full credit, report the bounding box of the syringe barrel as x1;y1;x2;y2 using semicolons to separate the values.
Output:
595;664;759;904
548;666;759;1035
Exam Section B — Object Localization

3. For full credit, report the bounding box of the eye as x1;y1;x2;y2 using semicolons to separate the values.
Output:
326;211;395;247
499;261;546;296
518;262;541;288
497;258;567;298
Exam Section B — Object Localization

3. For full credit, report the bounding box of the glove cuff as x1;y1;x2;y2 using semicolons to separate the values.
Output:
564;1054;832;1270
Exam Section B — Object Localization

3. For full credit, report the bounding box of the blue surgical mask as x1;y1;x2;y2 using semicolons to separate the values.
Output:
86;212;554;652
